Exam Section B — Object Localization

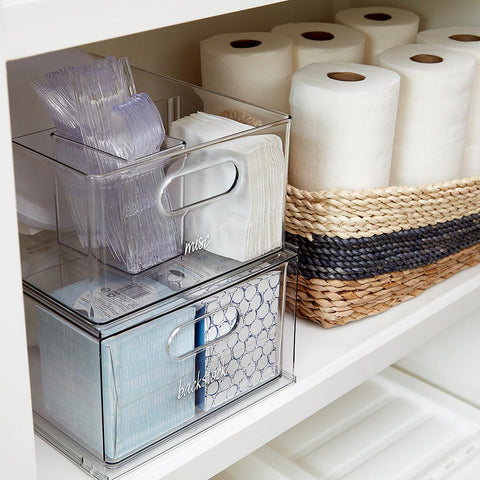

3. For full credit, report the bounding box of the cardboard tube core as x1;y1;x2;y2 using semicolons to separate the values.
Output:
301;31;335;41
230;39;262;48
364;13;392;21
449;34;480;42
410;54;444;64
327;72;366;82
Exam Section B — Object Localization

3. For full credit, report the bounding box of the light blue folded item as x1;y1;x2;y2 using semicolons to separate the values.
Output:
101;306;195;461
37;308;103;456
195;270;281;411
37;274;196;462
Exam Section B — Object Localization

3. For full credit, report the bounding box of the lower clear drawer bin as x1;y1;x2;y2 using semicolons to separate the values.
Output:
25;249;296;478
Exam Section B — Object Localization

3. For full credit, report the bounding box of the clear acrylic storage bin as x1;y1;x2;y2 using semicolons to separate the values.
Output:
14;67;290;322
24;249;296;478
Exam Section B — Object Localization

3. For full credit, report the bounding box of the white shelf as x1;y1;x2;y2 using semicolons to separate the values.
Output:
1;0;287;61
36;262;480;480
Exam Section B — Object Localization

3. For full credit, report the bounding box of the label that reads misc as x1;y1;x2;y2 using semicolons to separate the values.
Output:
184;233;211;255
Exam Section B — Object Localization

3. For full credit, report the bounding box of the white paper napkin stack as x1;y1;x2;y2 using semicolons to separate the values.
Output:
170;112;286;262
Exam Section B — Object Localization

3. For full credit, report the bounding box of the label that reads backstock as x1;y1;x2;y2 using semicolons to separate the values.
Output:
177;363;227;400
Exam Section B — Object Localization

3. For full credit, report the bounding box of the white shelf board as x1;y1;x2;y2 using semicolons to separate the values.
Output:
36;263;480;480
1;0;287;61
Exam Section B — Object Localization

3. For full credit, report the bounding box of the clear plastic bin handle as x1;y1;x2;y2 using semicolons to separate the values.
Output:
157;156;240;217
167;304;241;360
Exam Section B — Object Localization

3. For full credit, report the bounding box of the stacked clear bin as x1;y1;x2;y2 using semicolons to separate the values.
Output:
15;67;296;478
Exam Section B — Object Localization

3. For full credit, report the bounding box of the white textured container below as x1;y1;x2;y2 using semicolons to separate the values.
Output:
213;367;480;479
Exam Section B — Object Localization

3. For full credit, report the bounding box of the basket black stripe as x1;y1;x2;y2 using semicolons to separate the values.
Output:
286;212;480;280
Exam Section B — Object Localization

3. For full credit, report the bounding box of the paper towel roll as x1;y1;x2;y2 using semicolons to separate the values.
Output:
418;26;480;177
289;62;400;191
379;44;475;186
271;22;365;71
335;6;419;64
200;32;292;113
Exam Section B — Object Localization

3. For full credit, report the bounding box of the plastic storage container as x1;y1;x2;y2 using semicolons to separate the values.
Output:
24;249;296;478
213;367;480;480
15;66;290;322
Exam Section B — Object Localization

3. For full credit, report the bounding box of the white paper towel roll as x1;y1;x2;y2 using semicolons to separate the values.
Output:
200;32;292;113
271;22;365;71
335;6;419;65
418;26;480;177
289;62;400;191
379;44;475;186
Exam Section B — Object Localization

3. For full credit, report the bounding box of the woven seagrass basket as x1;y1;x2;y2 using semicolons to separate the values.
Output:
220;109;480;328
284;178;480;328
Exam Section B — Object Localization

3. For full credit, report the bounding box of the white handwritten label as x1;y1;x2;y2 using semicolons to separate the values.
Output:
178;363;227;400
184;234;211;255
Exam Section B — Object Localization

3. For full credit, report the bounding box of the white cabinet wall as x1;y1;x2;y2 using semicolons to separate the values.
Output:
2;1;480;479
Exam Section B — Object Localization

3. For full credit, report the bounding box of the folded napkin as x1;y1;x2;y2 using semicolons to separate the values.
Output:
170;113;285;262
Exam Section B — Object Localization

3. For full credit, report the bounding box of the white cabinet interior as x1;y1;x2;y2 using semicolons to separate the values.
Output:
3;0;480;479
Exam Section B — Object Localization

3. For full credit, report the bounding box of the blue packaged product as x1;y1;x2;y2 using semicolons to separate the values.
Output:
37;274;196;461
